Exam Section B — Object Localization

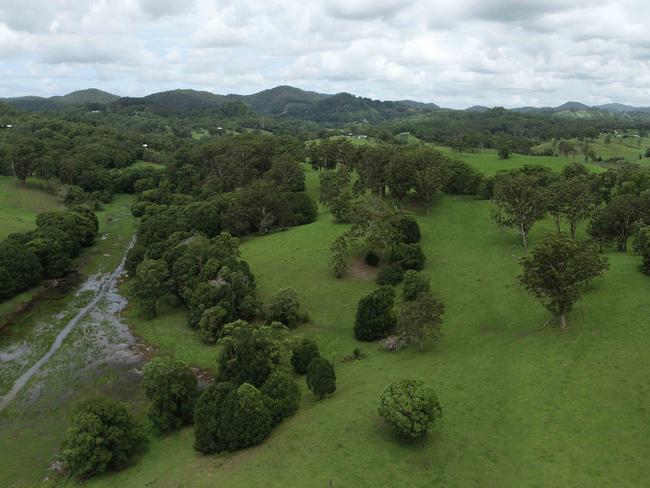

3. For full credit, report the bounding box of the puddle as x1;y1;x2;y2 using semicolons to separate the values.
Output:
0;236;144;413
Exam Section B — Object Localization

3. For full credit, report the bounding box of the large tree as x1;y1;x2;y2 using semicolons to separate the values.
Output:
520;233;608;329
492;172;547;253
129;259;172;318
397;292;445;350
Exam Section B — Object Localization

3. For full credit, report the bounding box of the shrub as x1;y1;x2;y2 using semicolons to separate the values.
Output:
199;305;232;343
194;382;236;454
378;380;442;437
217;321;289;387
266;288;307;329
287;192;318;225
261;370;301;425
142;357;198;434
365;251;380;267
397;215;421;243
354;286;396;341
290;337;320;374
377;264;405;285
306;358;336;399
402;270;430;301
62;398;146;480
391;243;426;271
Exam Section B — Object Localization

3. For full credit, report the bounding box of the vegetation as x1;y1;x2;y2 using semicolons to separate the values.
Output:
306;357;337;399
61;398;146;480
354;286;397;341
378;380;442;437
142;357;198;434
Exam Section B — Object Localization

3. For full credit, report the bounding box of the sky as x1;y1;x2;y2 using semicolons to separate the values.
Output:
1;0;650;109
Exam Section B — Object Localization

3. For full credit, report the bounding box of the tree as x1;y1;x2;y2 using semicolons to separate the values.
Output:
290;337;320;374
492;172;547;253
391;243;426;271
498;146;510;160
217;321;289;387
378;380;442;437
267;154;305;192
62;398;146;480
560;176;596;238
142;357;198;434
354;286;396;341
261;370;301;425
398;293;445;349
520;233;608;329
198;305;232;343
0;238;42;294
588;194;648;252
266;288;307;328
306;357;336;399
218;383;273;451
193;382;236;454
397;214;421;243
129;259;172;318
402;270;430;301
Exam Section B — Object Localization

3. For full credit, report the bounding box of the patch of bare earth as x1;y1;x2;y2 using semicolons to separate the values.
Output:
348;258;379;281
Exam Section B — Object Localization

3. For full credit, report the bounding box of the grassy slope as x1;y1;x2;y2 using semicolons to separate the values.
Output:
84;162;650;487
532;134;650;164
0;176;63;240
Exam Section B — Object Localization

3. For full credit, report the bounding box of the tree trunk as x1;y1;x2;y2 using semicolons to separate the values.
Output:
559;313;567;330
570;221;577;239
554;217;561;233
520;224;528;255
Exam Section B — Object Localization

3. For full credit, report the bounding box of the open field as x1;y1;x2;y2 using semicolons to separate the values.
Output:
72;160;650;487
0;176;63;240
532;133;650;164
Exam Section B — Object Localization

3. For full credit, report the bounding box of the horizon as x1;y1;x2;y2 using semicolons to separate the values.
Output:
1;1;650;109
3;85;648;111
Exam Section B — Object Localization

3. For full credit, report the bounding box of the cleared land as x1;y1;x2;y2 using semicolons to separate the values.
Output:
0;176;63;240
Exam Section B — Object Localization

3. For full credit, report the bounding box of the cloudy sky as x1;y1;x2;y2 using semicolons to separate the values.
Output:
1;0;649;108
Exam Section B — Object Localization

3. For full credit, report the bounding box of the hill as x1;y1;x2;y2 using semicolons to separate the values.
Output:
50;88;119;105
238;85;330;115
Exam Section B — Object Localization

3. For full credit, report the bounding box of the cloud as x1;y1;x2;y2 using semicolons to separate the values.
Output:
0;0;650;108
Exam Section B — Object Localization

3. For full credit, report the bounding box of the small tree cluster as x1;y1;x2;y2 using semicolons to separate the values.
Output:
290;337;321;374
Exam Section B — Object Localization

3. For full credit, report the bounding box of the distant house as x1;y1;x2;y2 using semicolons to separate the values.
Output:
357;135;367;139
142;143;148;148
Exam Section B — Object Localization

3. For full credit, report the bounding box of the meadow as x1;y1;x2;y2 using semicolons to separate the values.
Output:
77;156;650;487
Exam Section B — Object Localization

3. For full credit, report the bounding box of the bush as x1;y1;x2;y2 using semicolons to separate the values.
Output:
354;286;397;341
217;321;289;387
306;358;336;399
195;382;273;453
377;264;405;285
142;357;198;434
287;192;318;225
261;370;301;425
391;243;426;271
62;398;146;480
290;337;320;374
402;270;430;301
378;380;442;437
194;382;236;454
266;288;307;329
199;305;232;343
365;251;380;267
397;215;421;243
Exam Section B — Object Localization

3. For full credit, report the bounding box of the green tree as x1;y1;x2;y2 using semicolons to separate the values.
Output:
266;287;307;328
354;286;396;341
217;321;290;387
142;357;198;434
193;382;235;454
261;370;301;425
62;398;146;480
306;357;336;399
378;380;442;437
290;337;321;374
492;172;547;253
129;259;172;318
520;233;609;329
398;293;445;349
402;270;430;301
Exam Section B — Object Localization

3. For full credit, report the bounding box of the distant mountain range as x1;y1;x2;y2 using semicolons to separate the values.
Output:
3;86;650;121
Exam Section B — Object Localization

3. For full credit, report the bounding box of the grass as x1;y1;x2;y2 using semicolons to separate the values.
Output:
532;134;650;164
73;161;650;487
0;176;63;240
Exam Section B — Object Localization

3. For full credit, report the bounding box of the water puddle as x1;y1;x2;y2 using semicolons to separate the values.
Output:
0;236;143;413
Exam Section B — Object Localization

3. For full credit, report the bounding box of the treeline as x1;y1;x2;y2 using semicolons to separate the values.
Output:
126;133;318;336
0;206;98;301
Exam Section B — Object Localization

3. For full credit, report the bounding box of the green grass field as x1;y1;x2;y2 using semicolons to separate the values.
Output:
0;176;63;240
75;160;650;487
532;134;650;164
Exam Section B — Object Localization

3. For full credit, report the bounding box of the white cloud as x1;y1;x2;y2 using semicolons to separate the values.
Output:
1;0;650;108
